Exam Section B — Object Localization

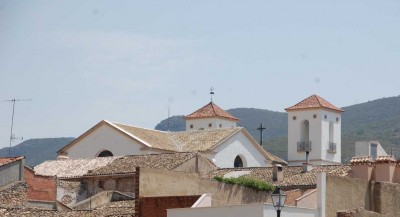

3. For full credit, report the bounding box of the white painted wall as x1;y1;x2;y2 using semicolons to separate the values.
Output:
355;141;387;158
168;203;318;217
288;109;341;165
212;132;270;168
65;124;156;159
186;118;237;131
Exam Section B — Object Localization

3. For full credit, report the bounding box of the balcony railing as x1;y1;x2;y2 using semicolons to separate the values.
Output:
327;142;337;153
297;141;312;152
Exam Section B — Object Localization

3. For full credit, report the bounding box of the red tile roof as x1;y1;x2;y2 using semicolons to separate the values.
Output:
0;156;24;167
185;102;240;121
285;95;344;113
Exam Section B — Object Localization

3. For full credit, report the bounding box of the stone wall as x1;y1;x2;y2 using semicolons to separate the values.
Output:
140;195;200;217
57;180;87;207
139;168;272;206
326;175;400;217
84;175;135;197
337;208;383;217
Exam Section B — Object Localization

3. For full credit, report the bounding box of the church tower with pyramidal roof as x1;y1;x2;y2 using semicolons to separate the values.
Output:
286;94;344;166
184;102;239;131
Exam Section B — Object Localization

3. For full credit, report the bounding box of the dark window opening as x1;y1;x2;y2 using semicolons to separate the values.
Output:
98;180;105;189
190;124;193;129
293;116;296;120
234;156;243;168
98;150;113;157
209;123;212;127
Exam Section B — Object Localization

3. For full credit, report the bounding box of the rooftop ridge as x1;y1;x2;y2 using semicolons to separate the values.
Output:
185;102;240;121
285;94;344;112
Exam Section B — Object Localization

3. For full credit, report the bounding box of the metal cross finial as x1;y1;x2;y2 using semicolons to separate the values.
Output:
209;87;214;102
257;123;266;146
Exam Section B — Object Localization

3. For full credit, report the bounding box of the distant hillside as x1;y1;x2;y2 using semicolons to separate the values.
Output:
155;95;400;163
0;138;75;166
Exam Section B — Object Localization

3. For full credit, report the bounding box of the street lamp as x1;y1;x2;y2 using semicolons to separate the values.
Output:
271;187;287;217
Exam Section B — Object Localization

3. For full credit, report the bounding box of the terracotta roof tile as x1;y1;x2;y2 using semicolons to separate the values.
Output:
114;123;285;164
34;156;118;178
210;165;350;188
375;155;396;162
86;152;215;176
0;156;24;167
35;153;217;178
114;123;242;152
285;95;344;112
350;156;373;164
185;102;240;121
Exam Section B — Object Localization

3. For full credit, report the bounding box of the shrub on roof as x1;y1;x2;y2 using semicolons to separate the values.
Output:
213;176;274;192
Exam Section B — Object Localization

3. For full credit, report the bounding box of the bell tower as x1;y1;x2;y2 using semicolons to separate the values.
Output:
184;88;239;131
286;95;344;166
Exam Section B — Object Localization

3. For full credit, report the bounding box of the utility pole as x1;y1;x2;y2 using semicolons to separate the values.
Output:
257;123;266;146
4;98;31;156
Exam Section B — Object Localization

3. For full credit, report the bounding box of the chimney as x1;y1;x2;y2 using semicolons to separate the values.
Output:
375;155;396;183
273;164;283;181
350;156;374;181
302;151;313;173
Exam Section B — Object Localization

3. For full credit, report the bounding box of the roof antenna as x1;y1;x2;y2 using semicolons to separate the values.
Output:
167;104;171;131
210;87;214;102
4;98;31;157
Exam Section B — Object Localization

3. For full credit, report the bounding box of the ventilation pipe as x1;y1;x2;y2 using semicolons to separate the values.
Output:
273;164;283;181
302;151;313;173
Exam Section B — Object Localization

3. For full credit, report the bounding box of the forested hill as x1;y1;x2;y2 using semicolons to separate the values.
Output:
0;137;75;166
155;95;400;162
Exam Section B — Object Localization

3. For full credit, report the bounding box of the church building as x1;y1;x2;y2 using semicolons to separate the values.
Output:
286;94;344;166
57;101;286;168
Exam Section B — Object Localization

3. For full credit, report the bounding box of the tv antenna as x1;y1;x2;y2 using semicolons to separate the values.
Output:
4;98;31;156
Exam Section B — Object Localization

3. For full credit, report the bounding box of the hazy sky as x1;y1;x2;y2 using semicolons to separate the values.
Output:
0;1;399;149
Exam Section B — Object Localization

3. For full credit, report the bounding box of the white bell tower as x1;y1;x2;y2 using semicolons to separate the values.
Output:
184;88;239;131
286;95;344;166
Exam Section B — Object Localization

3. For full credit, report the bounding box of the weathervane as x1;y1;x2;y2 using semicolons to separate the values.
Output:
210;87;214;102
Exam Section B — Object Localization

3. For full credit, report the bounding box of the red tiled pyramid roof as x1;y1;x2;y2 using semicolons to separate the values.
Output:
285;95;344;113
185;102;240;121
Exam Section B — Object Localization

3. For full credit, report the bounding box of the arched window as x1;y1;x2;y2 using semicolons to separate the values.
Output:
301;120;310;142
234;155;244;168
329;122;334;142
97;150;113;157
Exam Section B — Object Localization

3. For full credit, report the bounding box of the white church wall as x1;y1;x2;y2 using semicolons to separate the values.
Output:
288;110;341;165
212;132;269;168
65;124;149;159
320;110;341;164
186;118;236;131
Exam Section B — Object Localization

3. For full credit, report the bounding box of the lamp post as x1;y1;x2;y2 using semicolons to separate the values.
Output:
271;187;287;217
